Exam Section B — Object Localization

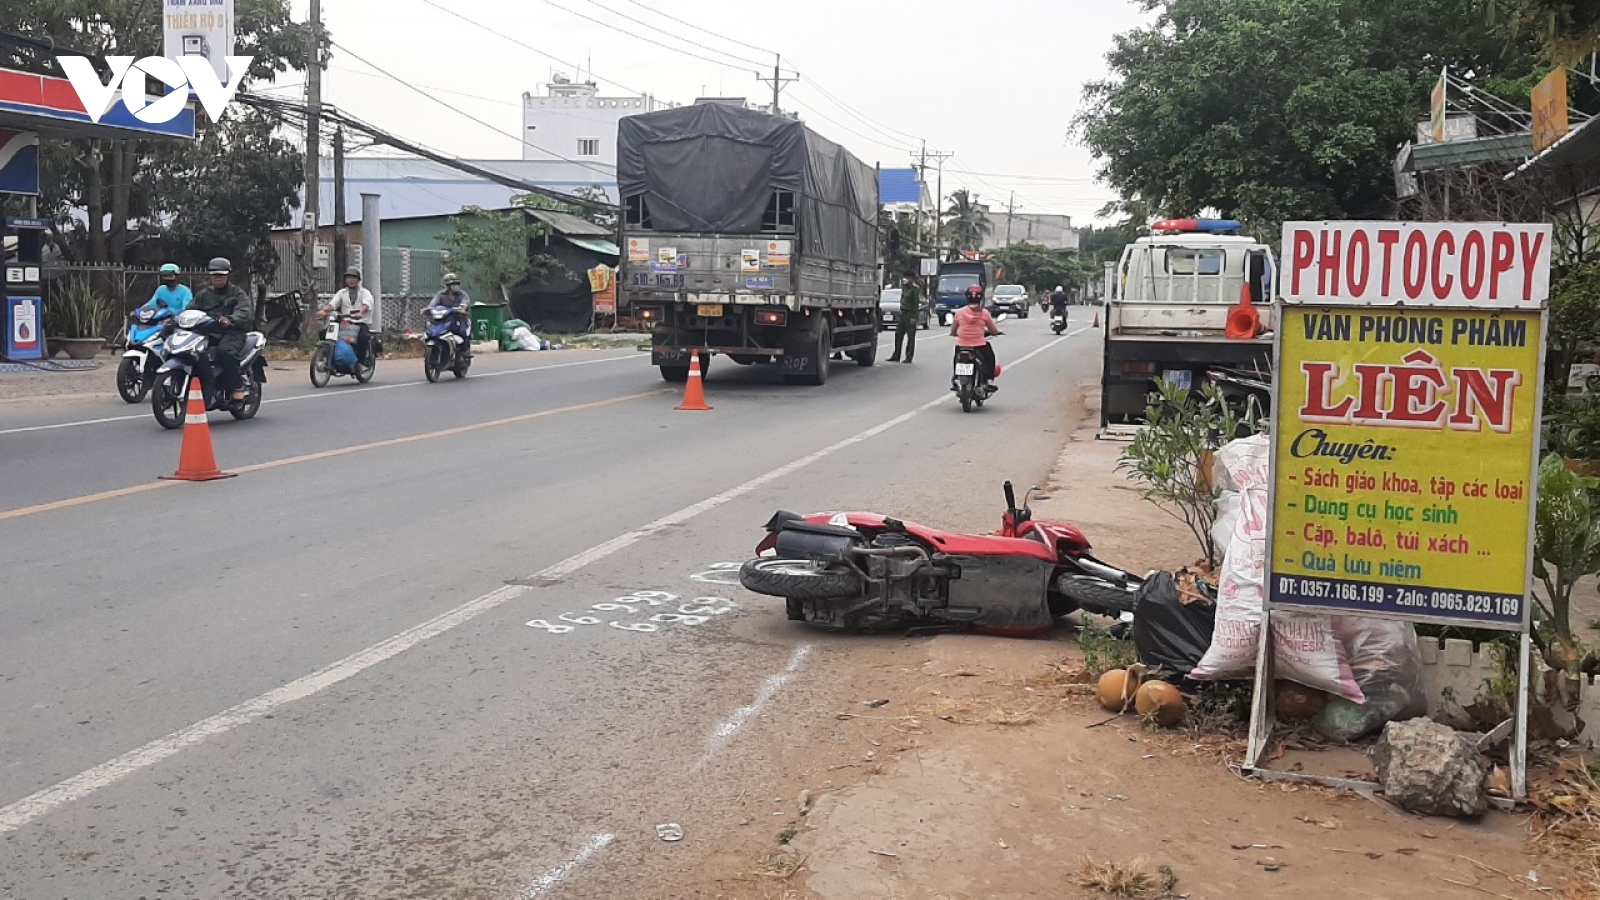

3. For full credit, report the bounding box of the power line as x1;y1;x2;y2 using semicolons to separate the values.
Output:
797;79;924;146
412;0;648;97
538;0;763;75
612;0;773;57
567;0;771;70
328;39;616;180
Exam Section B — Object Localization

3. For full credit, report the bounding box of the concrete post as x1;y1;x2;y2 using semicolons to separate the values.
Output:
362;193;382;330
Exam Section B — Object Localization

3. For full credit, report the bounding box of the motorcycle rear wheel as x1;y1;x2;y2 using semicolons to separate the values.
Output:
740;557;862;600
229;374;262;420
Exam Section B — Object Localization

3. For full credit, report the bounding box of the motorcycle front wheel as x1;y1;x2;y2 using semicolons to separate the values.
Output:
151;372;187;430
309;343;333;388
116;356;148;404
423;344;441;383
1057;573;1141;616
739;557;862;600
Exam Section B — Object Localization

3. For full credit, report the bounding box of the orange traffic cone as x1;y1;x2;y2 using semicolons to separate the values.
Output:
1092;309;1100;329
160;377;237;482
676;351;711;411
1225;281;1262;339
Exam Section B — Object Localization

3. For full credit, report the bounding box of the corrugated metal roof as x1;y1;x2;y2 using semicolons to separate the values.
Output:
567;237;620;256
287;156;617;228
525;208;612;236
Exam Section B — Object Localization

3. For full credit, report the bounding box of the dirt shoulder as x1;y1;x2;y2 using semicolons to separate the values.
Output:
650;380;1587;900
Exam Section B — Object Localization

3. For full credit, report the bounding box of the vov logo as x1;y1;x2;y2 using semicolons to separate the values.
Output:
56;55;253;125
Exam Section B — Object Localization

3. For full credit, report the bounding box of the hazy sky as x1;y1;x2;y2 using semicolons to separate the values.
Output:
279;0;1153;224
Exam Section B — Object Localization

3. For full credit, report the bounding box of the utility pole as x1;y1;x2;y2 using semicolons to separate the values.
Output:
301;0;324;335
1004;191;1016;247
757;53;798;116
333;126;347;279
912;142;928;256
926;149;953;260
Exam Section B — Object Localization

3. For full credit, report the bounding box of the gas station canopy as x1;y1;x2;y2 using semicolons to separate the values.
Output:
0;65;195;142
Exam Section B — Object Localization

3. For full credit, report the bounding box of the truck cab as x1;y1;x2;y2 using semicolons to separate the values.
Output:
934;259;996;326
1101;219;1276;432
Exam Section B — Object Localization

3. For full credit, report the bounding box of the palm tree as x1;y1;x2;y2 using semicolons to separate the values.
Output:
942;190;992;257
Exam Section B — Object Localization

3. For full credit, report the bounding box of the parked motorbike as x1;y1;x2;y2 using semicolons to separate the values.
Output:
149;309;267;429
309;315;379;388
422;307;471;382
117;305;175;403
738;482;1143;635
1050;309;1067;335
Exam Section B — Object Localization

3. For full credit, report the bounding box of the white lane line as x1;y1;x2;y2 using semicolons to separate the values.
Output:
0;328;1083;835
514;833;616;899
0;353;638;436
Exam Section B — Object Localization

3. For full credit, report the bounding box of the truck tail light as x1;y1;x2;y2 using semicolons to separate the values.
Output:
1121;362;1155;375
639;308;660;322
754;309;787;326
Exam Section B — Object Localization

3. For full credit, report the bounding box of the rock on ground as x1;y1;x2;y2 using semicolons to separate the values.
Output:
1369;718;1489;818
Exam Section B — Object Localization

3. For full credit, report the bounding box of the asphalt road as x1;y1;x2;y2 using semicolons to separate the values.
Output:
0;311;1103;898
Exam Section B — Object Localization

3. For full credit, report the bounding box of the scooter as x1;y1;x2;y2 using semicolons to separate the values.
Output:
952;344;1000;413
117;305;175;403
150;309;267;429
309;314;379;388
738;482;1143;636
1051;308;1067;335
422;307;471;382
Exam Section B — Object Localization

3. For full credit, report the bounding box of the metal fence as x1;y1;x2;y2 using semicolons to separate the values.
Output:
264;240;449;333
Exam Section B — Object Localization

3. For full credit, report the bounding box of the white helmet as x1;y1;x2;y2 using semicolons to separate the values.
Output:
1055;285;1064;291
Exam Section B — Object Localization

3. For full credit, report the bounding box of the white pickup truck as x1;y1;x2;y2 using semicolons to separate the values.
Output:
1100;219;1276;433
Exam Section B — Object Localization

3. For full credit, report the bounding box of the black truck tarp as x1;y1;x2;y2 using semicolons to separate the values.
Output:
617;103;878;267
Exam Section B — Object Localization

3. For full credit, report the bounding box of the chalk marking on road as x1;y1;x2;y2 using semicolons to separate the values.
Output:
513;833;616;899
0;328;1084;834
0;390;667;522
0;353;639;436
700;645;813;765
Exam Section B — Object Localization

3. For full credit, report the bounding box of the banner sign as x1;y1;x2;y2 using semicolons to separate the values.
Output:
1268;304;1542;629
1280;222;1552;308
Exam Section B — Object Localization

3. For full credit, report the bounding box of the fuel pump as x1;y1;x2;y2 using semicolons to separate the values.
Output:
3;216;47;361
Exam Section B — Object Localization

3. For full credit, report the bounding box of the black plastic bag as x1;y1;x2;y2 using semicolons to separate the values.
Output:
1133;571;1216;682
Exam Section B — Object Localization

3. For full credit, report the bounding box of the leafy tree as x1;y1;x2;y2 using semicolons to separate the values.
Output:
1486;0;1600;64
1076;0;1538;237
879;210;930;282
991;242;1083;293
942;189;991;257
437;204;559;305
13;0;313;268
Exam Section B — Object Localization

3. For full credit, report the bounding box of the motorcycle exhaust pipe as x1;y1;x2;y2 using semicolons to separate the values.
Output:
1074;557;1137;585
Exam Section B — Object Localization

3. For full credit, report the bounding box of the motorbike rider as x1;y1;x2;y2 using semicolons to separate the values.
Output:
136;263;192;317
424;273;473;357
318;266;375;364
189;257;254;403
1050;285;1069;316
950;283;1003;391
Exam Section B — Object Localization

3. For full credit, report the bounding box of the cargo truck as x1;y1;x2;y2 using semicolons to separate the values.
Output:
1101;219;1277;433
933;258;996;326
617;103;881;385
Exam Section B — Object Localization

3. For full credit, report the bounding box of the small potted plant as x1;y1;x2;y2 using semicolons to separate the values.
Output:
44;276;117;360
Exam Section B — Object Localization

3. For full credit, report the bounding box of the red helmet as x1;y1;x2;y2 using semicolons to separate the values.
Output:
965;284;984;301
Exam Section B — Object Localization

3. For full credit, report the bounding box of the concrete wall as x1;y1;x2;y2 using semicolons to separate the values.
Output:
522;92;673;166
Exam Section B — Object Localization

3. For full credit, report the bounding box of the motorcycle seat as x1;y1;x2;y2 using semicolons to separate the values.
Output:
763;510;862;539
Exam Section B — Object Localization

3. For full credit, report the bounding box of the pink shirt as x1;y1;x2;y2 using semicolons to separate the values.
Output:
953;306;998;346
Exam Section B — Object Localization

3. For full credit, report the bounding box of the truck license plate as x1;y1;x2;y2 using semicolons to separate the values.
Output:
1163;369;1192;390
955;363;975;375
697;304;724;318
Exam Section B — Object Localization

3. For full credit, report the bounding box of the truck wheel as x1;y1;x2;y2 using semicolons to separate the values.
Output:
660;365;689;383
849;317;877;368
785;318;831;386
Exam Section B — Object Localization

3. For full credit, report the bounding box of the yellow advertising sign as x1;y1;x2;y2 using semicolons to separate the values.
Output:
1430;68;1448;143
1269;306;1541;629
1531;67;1569;154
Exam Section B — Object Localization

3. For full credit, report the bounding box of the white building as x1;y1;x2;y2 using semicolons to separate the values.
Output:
521;74;677;167
979;207;1080;252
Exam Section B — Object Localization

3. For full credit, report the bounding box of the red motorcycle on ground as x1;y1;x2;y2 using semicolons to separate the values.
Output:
739;483;1142;635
